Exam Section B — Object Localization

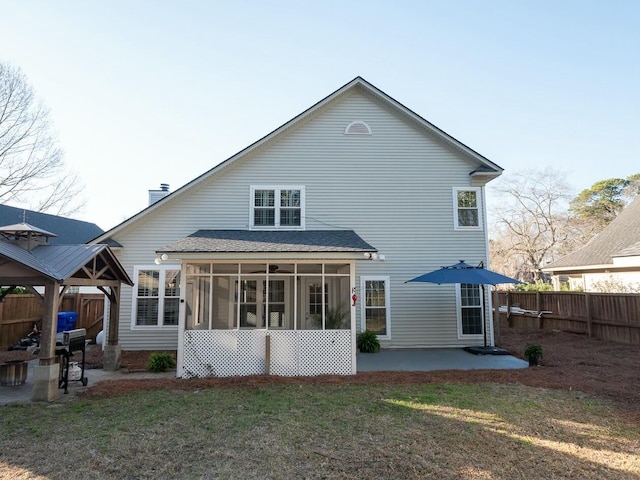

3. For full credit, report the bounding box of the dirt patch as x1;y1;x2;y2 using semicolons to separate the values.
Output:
3;329;639;415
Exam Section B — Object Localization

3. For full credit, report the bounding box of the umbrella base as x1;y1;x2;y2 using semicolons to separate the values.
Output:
464;346;510;356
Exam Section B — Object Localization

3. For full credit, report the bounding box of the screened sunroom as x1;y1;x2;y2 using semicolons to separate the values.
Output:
157;230;377;378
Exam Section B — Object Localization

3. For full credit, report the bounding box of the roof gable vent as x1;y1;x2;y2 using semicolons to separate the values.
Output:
344;121;372;135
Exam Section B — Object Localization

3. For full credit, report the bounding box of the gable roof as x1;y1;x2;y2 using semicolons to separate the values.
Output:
0;241;133;285
0;204;103;244
93;76;503;244
158;230;377;254
543;196;640;271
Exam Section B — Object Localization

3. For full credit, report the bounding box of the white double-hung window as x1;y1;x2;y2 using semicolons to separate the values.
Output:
250;186;305;229
453;187;482;230
360;276;390;339
133;266;181;327
457;283;483;338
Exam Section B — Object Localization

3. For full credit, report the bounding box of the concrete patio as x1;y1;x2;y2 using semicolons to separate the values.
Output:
1;348;528;405
357;348;528;372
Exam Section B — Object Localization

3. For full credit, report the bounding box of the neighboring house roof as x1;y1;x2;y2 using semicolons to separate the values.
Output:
616;240;640;257
0;241;133;285
93;76;503;244
159;230;377;254
543;196;640;271
0;204;103;244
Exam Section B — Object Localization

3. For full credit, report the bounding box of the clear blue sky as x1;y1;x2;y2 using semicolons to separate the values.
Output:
2;0;638;230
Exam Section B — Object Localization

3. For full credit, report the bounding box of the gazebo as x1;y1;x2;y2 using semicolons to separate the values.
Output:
0;222;132;401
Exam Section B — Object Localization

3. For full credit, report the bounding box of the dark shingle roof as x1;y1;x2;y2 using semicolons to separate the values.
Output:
159;230;377;253
544;196;640;269
0;205;103;244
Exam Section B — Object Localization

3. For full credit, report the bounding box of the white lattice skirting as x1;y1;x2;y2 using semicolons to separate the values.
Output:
182;330;354;378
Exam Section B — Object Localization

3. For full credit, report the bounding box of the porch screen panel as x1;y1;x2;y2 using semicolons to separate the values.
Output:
237;280;262;328
327;276;350;330
301;276;326;330
212;277;231;329
267;280;286;328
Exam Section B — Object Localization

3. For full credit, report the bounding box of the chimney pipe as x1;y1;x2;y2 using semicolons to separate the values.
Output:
148;183;171;205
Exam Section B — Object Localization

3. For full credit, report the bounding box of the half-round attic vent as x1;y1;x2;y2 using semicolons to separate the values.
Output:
344;121;372;135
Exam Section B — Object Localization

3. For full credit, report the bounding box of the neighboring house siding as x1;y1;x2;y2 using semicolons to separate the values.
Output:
109;87;490;350
569;271;640;292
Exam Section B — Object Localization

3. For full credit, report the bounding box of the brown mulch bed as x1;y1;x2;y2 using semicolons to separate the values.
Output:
3;329;639;417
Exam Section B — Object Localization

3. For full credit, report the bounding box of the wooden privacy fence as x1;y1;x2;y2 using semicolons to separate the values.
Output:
493;290;640;345
0;293;105;349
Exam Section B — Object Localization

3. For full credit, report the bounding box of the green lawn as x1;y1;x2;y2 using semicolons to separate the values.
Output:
1;383;639;479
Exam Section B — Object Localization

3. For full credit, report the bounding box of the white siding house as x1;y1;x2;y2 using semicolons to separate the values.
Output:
91;77;504;377
542;196;640;292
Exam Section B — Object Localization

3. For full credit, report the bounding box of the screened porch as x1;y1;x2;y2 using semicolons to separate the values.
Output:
178;261;356;378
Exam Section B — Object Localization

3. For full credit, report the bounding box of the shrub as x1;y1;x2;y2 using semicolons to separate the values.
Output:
357;330;380;353
147;352;176;372
524;343;543;360
514;281;553;292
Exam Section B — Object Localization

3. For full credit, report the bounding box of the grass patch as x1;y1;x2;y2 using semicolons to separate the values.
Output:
1;383;638;479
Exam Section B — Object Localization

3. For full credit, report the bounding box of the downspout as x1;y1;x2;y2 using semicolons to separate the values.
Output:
481;185;496;347
350;260;357;374
176;260;186;378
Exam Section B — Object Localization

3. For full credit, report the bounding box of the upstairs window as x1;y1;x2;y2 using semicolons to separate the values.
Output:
250;186;305;229
453;187;482;230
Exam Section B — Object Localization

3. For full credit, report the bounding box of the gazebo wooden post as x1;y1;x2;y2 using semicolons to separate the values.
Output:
103;285;121;371
31;281;61;402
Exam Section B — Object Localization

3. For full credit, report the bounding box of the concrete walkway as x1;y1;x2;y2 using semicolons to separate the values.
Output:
0;359;174;406
1;349;527;405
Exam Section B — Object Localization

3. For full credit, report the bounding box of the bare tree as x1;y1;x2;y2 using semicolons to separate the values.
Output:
489;168;575;282
0;61;84;216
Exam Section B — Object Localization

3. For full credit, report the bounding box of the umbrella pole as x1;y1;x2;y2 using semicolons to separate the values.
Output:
482;284;487;347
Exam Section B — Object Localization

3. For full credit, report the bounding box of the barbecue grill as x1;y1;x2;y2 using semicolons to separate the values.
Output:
56;328;88;393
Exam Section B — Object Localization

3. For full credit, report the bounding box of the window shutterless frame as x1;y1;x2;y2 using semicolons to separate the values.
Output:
249;185;305;229
455;283;484;339
132;265;181;329
453;187;482;230
360;276;391;340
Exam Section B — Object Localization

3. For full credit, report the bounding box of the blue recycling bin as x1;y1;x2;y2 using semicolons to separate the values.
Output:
57;312;78;333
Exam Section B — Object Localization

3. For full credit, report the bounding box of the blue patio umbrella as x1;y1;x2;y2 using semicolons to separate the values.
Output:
406;261;522;353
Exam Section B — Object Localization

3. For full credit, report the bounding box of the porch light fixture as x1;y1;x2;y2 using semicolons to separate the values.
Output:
154;253;169;264
363;252;379;260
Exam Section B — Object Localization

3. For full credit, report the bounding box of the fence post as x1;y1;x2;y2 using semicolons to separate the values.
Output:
0;300;3;348
506;291;512;327
584;292;592;337
492;290;501;344
536;291;543;329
